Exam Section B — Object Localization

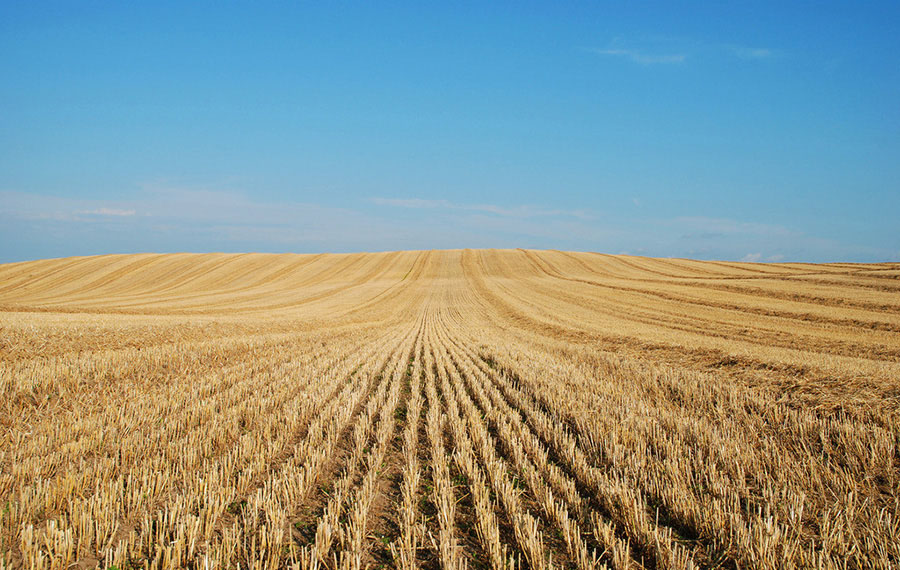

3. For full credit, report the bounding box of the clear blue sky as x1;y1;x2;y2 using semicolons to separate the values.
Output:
2;2;898;262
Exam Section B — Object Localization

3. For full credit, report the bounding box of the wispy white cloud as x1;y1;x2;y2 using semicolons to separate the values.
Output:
78;208;136;217
741;252;787;263
371;198;453;210
0;191;138;222
0;187;619;261
0;189;887;264
730;46;774;59
372;197;594;220
591;39;778;65
592;48;685;65
673;216;793;238
668;216;859;262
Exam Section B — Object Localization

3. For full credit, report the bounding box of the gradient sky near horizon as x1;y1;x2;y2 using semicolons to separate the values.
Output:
1;2;898;263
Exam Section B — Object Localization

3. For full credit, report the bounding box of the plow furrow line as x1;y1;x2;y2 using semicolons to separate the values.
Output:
292;324;419;570
437;324;703;570
432;327;553;570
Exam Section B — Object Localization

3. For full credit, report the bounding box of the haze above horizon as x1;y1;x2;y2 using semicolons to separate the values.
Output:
1;2;898;263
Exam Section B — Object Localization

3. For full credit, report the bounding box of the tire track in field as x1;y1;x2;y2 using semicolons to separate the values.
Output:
343;250;434;320
273;323;419;570
573;252;900;307
4;336;332;537
178;251;411;316
436;313;692;570
426;328;523;570
516;267;900;363
0;256;105;297
550;251;900;333
434;328;570;570
79;328;396;568
518;250;900;361
440;334;614;569
460;250;900;396
452;338;716;570
120;328;394;562
232;324;409;565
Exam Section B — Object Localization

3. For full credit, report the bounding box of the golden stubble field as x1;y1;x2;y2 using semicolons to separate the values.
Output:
1;249;898;570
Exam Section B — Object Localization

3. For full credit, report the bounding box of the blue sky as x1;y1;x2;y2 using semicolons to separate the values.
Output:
1;2;898;263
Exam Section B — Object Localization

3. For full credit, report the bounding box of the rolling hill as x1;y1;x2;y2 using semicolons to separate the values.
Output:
2;250;899;569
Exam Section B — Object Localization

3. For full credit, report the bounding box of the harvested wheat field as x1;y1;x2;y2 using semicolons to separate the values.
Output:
1;249;899;570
